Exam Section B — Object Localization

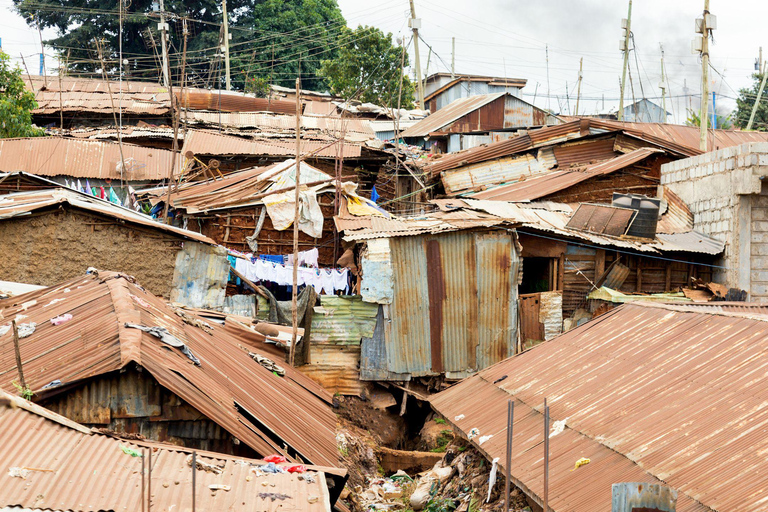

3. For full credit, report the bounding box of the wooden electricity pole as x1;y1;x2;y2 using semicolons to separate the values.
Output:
158;0;169;87
575;57;583;116
451;37;455;79
222;0;231;90
699;0;712;151
409;0;425;110
289;78;301;367
660;43;668;120
618;0;632;121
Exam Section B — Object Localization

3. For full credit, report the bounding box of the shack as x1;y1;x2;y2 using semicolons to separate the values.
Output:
0;187;228;302
0;271;339;468
0;390;346;510
430;301;768;511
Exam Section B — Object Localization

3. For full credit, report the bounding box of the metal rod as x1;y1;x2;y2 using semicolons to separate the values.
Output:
141;448;145;512
11;320;26;391
543;397;549;512
148;447;152;511
192;451;196;512
505;399;514;512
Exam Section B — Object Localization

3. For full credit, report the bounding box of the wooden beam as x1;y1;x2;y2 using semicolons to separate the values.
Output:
228;266;270;300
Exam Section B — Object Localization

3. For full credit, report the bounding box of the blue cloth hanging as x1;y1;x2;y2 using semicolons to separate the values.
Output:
259;254;284;264
371;185;380;203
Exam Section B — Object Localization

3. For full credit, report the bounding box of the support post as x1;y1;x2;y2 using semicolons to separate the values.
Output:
618;0;632;121
289;78;301;367
148;447;152;511
451;37;455;79
747;60;767;130
11;321;25;392
192;451;196;512
141;448;146;512
543;397;549;512
660;43;668;120
505;400;514;512
409;0;425;110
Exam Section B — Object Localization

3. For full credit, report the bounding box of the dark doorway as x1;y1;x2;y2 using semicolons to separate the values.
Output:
520;257;553;294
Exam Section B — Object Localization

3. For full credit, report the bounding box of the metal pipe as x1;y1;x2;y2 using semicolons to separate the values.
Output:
148;448;152;511
192;451;196;512
543;398;549;512
505;399;514;512
11;320;26;391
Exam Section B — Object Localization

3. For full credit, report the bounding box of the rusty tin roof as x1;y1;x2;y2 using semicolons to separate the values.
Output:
0;271;339;467
431;301;768;512
0;137;179;180
181;129;362;158
0;188;215;244
0;390;343;512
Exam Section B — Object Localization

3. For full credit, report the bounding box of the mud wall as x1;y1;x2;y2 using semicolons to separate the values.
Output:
0;208;185;297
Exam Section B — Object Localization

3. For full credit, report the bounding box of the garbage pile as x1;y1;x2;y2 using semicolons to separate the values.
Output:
356;470;413;510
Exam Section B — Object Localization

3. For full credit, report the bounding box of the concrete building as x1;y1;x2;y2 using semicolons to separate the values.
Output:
661;142;768;299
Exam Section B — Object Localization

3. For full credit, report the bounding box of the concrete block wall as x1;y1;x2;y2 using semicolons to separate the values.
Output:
661;142;768;298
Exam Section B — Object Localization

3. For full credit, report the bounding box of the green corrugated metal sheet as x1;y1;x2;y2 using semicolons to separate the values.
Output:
310;295;378;345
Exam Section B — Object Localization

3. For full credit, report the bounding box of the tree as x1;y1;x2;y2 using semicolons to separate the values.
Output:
14;0;345;91
686;108;733;130
734;72;768;130
0;52;43;138
319;25;415;109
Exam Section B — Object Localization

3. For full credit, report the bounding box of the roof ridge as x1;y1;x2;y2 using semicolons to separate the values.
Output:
0;389;92;435
104;275;143;366
627;301;768;322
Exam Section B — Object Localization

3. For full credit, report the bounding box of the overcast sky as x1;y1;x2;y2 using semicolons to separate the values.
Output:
336;0;765;123
0;0;763;124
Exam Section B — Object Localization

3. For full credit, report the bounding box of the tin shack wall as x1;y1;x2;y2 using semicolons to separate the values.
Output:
385;229;519;378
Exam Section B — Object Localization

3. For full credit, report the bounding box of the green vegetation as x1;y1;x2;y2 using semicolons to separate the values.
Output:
0;52;43;138
319;25;415;107
734;72;768;130
434;418;447;425
429;430;454;453
12;379;33;400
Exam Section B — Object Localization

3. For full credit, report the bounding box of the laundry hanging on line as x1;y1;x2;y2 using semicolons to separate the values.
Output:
231;252;349;295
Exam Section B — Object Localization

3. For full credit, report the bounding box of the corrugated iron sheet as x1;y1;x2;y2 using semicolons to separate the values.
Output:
0;391;340;512
170;243;230;309
468;148;663;202
33;91;170;115
441;153;545;196
0;272;338;467
0;188;215;244
181;129;362;158
382;230;519;378
566;203;636;236
432;301;768;512
0;137;179;180
311;295;378;345
176;90;296;114
186;112;374;140
657;187;694;234
401;93;507;138
552;137;619;167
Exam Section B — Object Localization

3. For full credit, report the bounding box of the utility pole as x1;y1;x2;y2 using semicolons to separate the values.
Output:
575;57;583;116
222;0;231;90
618;0;632;121
659;43;668;121
289;77;301;367
545;44;550;112
451;37;455;79
157;0;169;87
409;0;425;110
747;59;767;130
695;0;715;151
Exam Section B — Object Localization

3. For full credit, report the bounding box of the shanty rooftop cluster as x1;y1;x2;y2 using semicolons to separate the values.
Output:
0;71;767;512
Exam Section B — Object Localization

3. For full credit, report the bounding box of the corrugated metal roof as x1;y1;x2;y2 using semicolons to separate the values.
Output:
657;187;694;234
467;148;663;202
33;90;170;115
0;390;341;512
0;271;339;467
143;159;334;213
565;203;635;236
0;188;215;244
423;119;699;176
431;302;768;511
181;129;362;158
552;137;619;167
401;93;507;138
0;137;179;180
340;198;725;255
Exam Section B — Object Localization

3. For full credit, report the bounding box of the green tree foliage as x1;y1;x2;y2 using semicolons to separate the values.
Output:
734;72;768;130
15;0;345;90
319;25;415;108
685;108;733;130
0;52;43;138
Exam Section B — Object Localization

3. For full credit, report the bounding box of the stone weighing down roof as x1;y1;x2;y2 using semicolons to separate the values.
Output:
0;271;339;467
0;390;341;512
431;302;768;512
